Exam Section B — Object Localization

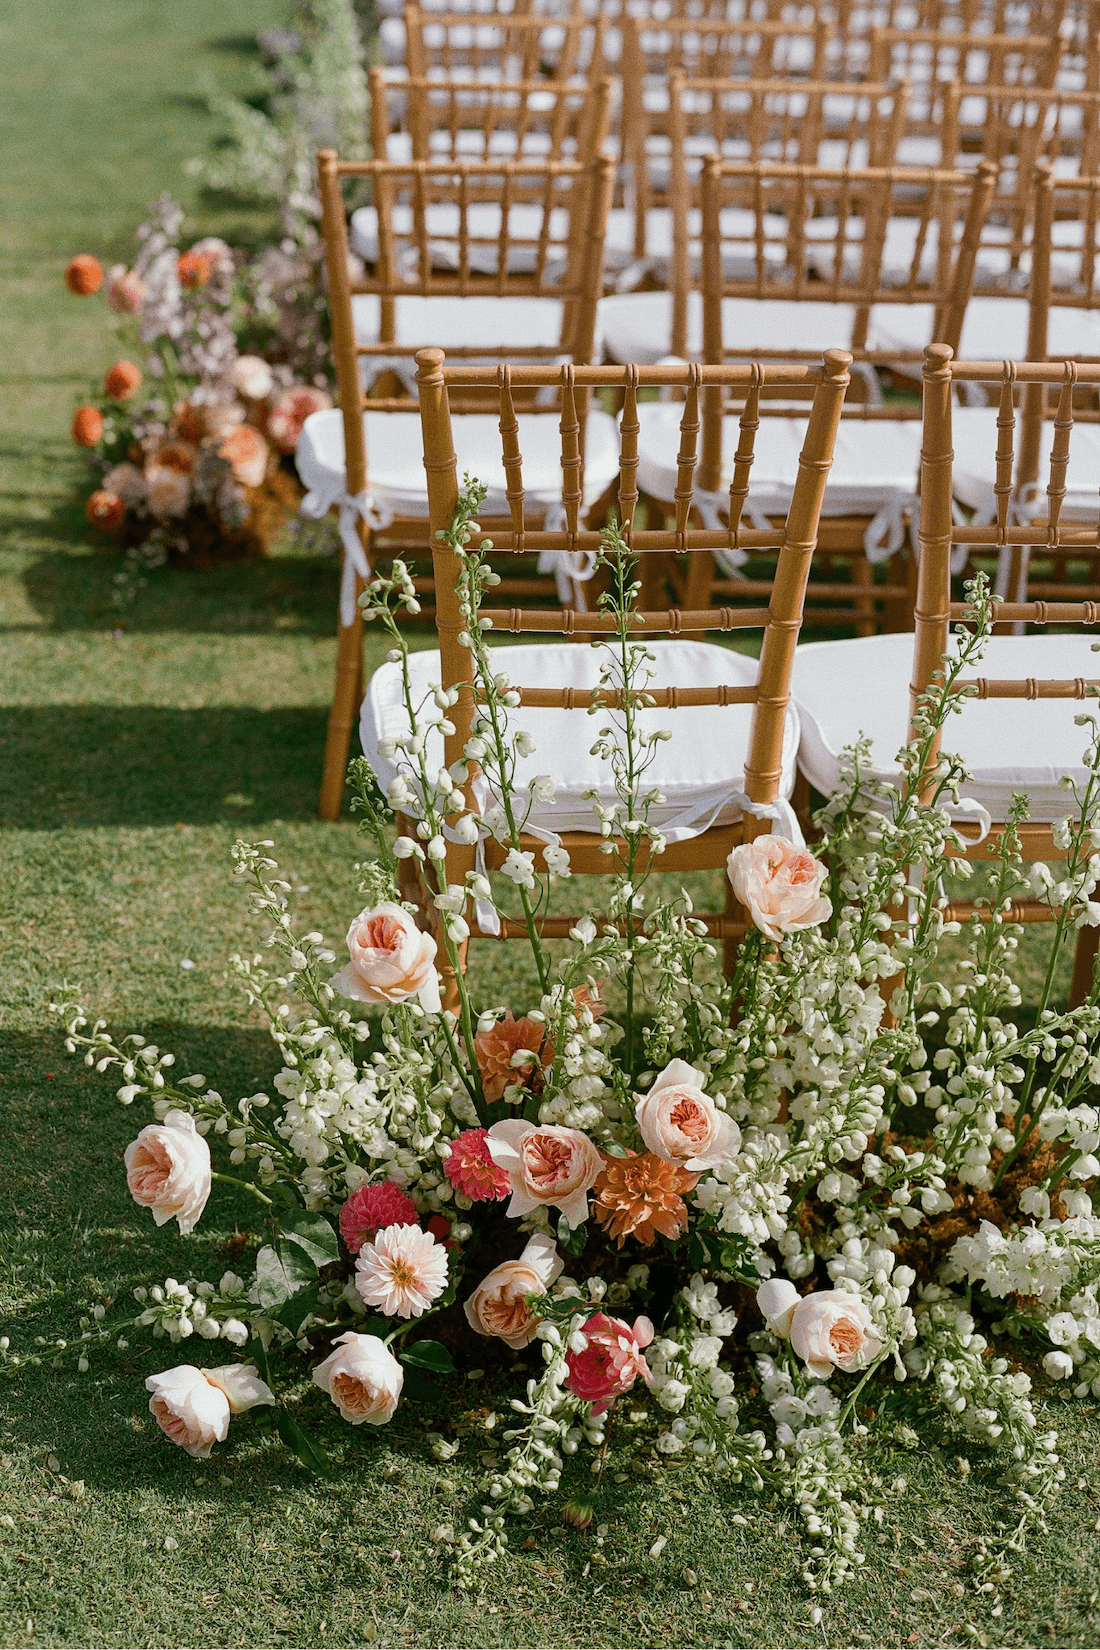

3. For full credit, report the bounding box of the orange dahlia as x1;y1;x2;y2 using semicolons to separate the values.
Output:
474;1010;552;1103
593;1150;699;1248
72;406;104;447
66;255;103;295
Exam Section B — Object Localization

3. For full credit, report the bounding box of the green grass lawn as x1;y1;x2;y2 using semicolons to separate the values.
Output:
2;3;1100;1645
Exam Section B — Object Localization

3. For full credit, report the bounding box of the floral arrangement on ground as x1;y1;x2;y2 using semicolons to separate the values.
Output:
65;196;333;580
19;487;1100;1601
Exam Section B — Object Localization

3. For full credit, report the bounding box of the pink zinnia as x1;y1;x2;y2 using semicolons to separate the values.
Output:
339;1180;418;1254
564;1312;655;1414
444;1129;510;1202
355;1223;449;1319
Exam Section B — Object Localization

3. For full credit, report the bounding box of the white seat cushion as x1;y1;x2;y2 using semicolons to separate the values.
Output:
350;197;565;274
599;290;857;365
361;639;799;837
867;296;1100;372
351;291;568;362
793;631;1096;821
296;405;620;520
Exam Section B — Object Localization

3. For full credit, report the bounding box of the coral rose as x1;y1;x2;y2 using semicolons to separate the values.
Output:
66;254;103;295
564;1313;655;1414
634;1059;740;1172
330;901;441;1014
146;1363;274;1458
726;835;832;942
178;249;215;289
231;354;274;400
593;1149;698;1248
313;1332;403;1425
464;1232;563;1350
104;360;143;401
758;1279;882;1379
72;406;104;447
86;489;126;531
218;423;269;489
124;1108;211;1234
107;266;145;313
444;1128;511;1202
266;386;332;454
486;1120;603;1226
475;1010;551;1103
339;1178;418;1254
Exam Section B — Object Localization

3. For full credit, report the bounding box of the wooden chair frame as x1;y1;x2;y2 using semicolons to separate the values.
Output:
317;146;615;820
412;346;852;1006
913;343;1100;999
403;0;590;82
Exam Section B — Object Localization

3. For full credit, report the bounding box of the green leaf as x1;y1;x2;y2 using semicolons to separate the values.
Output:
271;1284;318;1335
275;1410;331;1477
364;1316;389;1339
399;1339;456;1374
253;1240;317;1311
279;1211;340;1267
602;1140;631;1158
399;1369;440;1405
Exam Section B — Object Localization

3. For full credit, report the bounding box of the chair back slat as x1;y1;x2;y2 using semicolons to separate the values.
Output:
674;370;703;534
994;372;1018;540
617;368;640;538
728;371;763;545
497;366;526;543
560;367;583;538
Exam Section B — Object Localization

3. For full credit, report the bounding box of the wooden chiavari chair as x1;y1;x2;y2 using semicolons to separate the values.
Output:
362;347;853;1007
308;148;615;820
793;346;1100;1003
402;0;591;82
352;68;611;272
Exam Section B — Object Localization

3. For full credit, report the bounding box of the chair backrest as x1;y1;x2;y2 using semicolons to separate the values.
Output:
317;147;615;509
368;65;611;173
911;344;1100;777
623;71;908;274
697;157;997;384
413;346;852;849
404;0;590;80
620;13;835;88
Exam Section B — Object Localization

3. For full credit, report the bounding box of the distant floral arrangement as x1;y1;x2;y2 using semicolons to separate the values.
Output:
16;492;1100;1605
65;197;332;573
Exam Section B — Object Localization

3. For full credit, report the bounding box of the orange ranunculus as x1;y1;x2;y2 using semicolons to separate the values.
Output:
218;424;270;489
72;406;104;447
178;250;215;290
66;254;103;295
593;1149;699;1248
104;360;143;401
86;490;126;531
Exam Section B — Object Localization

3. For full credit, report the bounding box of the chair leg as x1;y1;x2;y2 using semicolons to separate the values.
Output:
320;611;364;821
1070;924;1100;1008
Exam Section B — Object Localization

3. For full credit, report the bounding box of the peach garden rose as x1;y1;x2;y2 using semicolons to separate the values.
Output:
634;1059;740;1172
726;835;832;942
757;1279;882;1379
486;1120;603;1226
146;1363;274;1458
330;901;441;1013
312;1332;403;1425
464;1233;563;1350
125;1109;211;1234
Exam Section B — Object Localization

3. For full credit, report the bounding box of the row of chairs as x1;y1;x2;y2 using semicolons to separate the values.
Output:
379;343;1100;1009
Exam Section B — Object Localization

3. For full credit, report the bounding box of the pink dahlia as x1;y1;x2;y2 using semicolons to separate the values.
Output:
339;1179;418;1254
355;1223;449;1319
444;1129;510;1202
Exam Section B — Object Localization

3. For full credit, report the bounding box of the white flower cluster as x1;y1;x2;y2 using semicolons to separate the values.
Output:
944;1215;1100;1306
694;1128;791;1251
133;1275;250;1347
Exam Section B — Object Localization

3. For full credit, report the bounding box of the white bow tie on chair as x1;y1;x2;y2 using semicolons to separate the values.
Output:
300;483;396;628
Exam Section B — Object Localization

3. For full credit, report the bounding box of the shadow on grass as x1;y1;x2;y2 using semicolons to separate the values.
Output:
0;706;330;827
19;549;341;634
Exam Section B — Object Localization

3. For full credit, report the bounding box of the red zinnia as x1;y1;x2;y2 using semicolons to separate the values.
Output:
72;406;104;447
66;254;103;295
339;1179;418;1254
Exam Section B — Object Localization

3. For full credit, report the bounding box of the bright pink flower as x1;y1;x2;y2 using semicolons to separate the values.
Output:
564;1312;655;1414
266;385;332;454
444;1128;510;1202
339;1180;418;1254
